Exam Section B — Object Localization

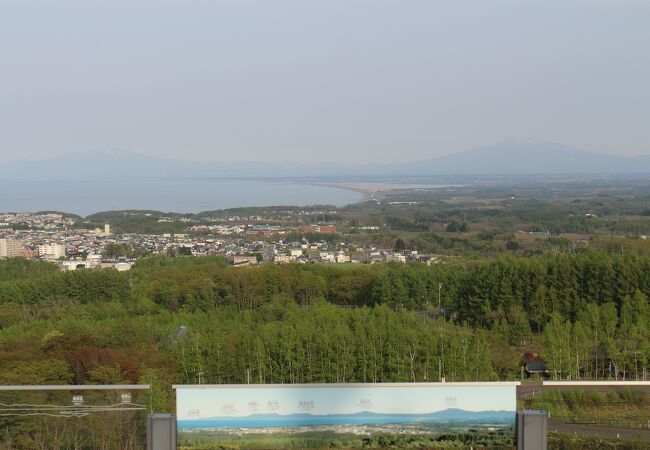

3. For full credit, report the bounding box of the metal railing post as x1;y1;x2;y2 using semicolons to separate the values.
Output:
517;410;547;450
147;414;177;450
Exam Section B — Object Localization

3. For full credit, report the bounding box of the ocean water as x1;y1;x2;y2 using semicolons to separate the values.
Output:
178;411;514;429
179;415;423;429
0;178;364;216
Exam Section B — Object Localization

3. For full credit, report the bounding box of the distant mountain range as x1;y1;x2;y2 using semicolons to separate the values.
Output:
178;408;515;429
400;139;650;176
4;139;650;179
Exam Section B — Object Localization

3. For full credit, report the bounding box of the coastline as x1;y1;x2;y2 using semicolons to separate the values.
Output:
0;178;366;216
293;180;463;202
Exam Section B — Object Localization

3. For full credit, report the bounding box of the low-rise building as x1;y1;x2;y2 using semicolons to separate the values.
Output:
335;253;350;263
320;252;336;263
232;255;258;266
274;254;294;264
303;224;337;234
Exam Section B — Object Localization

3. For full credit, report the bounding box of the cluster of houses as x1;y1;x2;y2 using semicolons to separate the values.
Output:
0;212;75;230
188;223;338;237
1;213;441;271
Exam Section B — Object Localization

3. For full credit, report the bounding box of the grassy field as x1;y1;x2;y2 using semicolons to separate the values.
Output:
179;429;515;449
549;434;649;450
522;389;650;428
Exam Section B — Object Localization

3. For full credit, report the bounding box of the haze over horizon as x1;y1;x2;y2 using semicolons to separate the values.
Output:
2;138;648;165
2;0;649;164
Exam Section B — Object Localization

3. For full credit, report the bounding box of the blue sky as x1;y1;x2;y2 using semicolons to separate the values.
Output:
176;384;517;419
1;0;649;162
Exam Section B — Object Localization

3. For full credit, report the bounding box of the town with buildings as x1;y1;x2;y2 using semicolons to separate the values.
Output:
0;212;439;270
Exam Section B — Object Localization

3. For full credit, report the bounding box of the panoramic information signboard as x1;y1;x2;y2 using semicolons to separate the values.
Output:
175;382;518;449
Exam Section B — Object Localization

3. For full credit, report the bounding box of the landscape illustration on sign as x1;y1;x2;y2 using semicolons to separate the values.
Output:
176;383;517;449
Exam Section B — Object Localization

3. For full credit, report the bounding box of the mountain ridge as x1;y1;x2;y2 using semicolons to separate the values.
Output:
4;139;650;178
180;408;515;422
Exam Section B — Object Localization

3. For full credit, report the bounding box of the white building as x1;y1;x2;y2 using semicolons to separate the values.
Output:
59;260;86;271
0;238;24;259
38;243;66;259
335;253;351;263
99;262;133;271
274;254;294;264
320;252;336;263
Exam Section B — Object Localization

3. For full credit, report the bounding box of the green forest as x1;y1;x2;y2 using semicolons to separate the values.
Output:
1;253;650;388
1;253;650;447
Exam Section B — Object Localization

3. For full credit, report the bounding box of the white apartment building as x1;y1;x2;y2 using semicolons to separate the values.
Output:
38;243;66;259
0;238;24;259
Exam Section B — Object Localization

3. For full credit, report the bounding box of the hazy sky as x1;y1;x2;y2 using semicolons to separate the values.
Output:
1;0;649;163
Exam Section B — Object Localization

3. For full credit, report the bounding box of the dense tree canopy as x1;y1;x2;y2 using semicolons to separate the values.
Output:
0;253;648;387
1;253;649;447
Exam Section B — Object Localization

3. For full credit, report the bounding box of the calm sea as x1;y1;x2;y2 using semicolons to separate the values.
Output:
177;410;514;429
0;179;364;216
